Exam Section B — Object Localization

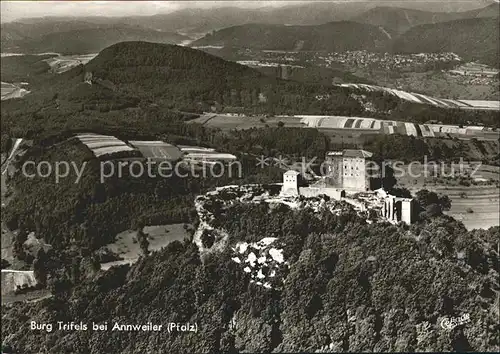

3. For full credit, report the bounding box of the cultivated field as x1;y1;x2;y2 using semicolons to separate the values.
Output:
44;53;98;74
77;133;137;157
354;70;499;101
128;141;183;160
443;187;499;230
101;224;191;270
396;163;499;230
187;113;499;142
340;83;500;111
187;114;304;130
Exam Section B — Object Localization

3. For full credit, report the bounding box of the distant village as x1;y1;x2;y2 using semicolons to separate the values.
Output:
312;51;462;71
228;48;464;72
233;49;499;85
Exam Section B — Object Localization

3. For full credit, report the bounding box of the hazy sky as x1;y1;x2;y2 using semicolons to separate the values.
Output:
1;1;298;22
1;0;496;23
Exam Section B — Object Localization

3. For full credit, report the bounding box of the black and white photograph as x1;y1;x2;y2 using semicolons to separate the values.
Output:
1;0;499;353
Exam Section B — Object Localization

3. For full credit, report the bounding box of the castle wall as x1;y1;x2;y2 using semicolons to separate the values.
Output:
299;187;344;200
324;155;343;188
382;196;414;224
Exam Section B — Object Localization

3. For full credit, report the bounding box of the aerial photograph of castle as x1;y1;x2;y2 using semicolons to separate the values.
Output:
1;1;499;353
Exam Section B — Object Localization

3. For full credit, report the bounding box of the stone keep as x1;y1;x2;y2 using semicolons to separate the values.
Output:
325;150;373;191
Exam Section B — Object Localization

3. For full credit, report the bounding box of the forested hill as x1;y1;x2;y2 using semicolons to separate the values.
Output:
85;41;265;89
80;41;364;115
353;3;499;35
1;41;367;140
191;21;391;51
353;7;442;35
1;26;189;55
1;20;103;50
2;41;498;142
389;17;500;68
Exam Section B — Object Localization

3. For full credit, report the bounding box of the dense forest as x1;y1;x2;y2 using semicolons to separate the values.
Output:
2;203;498;353
5;115;330;251
83;42;371;116
390;17;500;68
5;119;497;256
255;65;376;86
0;54;53;83
1;42;370;121
192;21;389;51
353;3;499;35
2;48;498;257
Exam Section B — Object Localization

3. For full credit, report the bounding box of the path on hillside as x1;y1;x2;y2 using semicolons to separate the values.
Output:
1;138;22;175
378;26;392;40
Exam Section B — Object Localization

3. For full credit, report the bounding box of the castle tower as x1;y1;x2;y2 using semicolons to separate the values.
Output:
324;149;374;192
400;199;414;224
281;170;300;196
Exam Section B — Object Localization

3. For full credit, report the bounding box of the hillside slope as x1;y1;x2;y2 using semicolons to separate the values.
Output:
1;20;116;44
2;42;497;143
80;41;363;114
354;3;499;34
390;18;500;67
1;41;370;141
0;54;53;82
2;205;498;353
192;21;390;51
1;25;188;54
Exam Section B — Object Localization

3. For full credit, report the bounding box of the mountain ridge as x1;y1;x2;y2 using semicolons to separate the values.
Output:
4;2;495;36
1;23;189;54
353;3;499;34
191;21;390;51
390;17;500;67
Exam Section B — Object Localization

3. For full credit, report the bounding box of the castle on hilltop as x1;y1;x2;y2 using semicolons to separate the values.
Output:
280;149;416;224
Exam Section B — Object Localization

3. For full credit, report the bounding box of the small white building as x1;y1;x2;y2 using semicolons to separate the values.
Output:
281;170;300;196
